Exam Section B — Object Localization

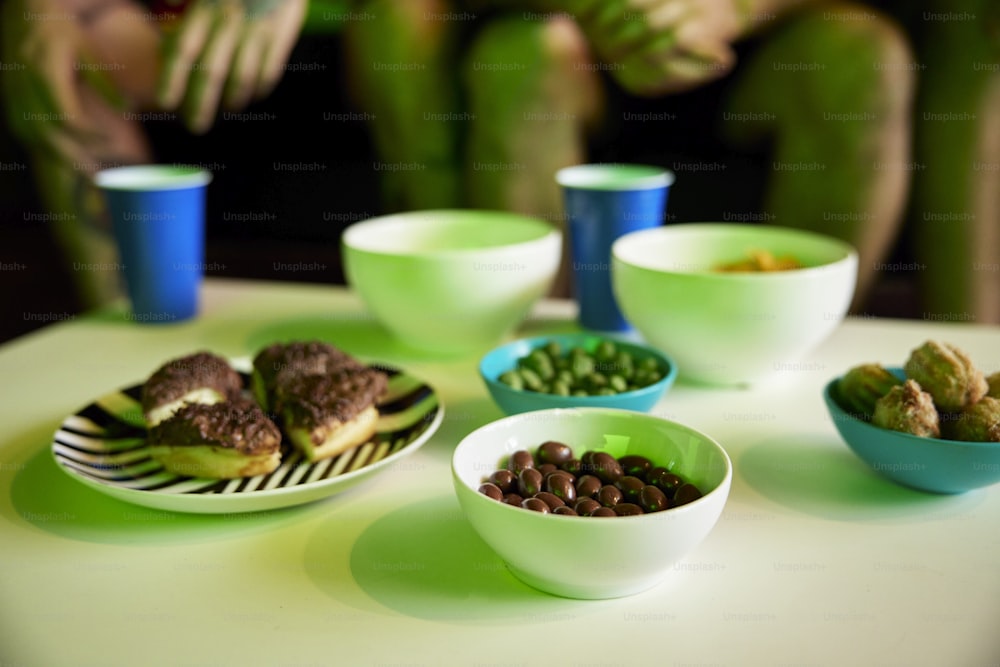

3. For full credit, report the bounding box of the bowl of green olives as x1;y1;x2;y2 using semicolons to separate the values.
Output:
479;334;677;415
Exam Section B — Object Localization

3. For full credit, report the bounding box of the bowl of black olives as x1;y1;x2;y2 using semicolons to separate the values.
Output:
452;407;732;599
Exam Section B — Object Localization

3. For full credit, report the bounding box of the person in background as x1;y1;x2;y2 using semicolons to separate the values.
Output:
2;0;996;321
1;0;307;307
902;0;998;323
344;0;998;321
725;0;998;322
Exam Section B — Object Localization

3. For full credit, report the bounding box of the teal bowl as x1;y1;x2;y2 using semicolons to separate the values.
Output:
479;333;677;415
823;368;1000;494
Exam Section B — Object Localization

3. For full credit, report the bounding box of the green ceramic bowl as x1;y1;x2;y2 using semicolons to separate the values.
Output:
452;408;732;599
612;223;857;386
342;210;561;355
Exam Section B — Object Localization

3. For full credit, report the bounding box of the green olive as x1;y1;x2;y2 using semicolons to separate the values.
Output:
639;356;660;373
595;340;617;363
586;372;609;390
609;374;628;392
551;381;571;396
615;352;635;379
519;368;544;391
499;371;524;390
571;355;595;379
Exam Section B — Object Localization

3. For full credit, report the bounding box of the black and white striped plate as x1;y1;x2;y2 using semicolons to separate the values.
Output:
51;363;443;514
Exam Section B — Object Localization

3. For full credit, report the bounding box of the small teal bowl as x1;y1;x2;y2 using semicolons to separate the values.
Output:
823;368;1000;494
480;333;677;415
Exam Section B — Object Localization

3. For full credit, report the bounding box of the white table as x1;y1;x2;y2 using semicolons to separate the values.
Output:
1;278;998;666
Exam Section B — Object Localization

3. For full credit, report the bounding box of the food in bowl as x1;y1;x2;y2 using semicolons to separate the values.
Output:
987;372;1000;398
871;379;941;438
477;440;703;516
903;340;988;411
612;223;857;386
713;249;803;272
342;210;561;354
479;333;677;415
947;397;1000;442
824;380;1000;495
835;339;998;442
498;338;665;397
836;363;904;416
452;407;731;598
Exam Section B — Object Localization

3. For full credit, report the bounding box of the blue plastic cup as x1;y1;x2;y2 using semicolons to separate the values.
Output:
95;165;213;323
556;164;674;332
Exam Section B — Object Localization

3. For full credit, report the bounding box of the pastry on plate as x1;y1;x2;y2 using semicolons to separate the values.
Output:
279;366;388;462
147;399;282;478
142;351;243;427
251;340;364;412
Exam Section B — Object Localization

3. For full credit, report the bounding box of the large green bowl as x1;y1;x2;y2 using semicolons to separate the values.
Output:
612;223;857;386
343;210;561;355
452;408;732;599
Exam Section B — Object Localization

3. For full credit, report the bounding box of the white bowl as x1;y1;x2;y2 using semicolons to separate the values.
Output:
612;223;857;385
452;408;732;599
342;210;561;355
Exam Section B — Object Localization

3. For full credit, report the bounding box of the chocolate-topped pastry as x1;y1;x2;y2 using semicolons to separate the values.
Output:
251;340;364;411
147;399;282;478
142;351;243;427
280;367;388;462
251;340;388;462
277;364;386;408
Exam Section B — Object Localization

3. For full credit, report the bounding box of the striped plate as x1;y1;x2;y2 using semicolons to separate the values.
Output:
51;364;443;514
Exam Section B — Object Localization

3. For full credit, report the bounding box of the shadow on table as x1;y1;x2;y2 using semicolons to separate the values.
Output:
6;425;315;545
241;315;416;361
517;315;581;337
233;312;584;364
737;434;985;522
418;396;496;462
305;495;627;624
236;315;491;363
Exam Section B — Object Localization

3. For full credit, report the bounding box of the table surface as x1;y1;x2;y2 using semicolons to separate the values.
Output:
2;278;999;667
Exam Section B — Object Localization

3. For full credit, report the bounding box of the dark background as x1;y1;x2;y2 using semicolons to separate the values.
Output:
0;24;923;345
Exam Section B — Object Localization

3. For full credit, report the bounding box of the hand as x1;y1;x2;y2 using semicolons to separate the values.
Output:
566;0;747;96
157;0;307;133
0;0;130;165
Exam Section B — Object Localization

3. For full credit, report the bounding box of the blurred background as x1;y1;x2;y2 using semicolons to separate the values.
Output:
1;0;996;344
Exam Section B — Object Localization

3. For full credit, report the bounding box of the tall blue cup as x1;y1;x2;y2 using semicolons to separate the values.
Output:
556;164;674;332
95;165;212;323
